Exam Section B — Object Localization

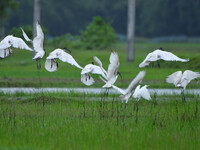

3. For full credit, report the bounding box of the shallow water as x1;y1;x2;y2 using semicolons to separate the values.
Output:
0;87;199;95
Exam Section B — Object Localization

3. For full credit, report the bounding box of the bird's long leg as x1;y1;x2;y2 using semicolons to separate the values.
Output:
56;61;58;69
157;60;160;68
106;88;110;96
9;49;11;56
124;102;127;109
103;88;107;97
36;61;38;70
181;89;186;102
136;101;139;112
151;62;154;68
133;101;136;111
183;91;185;102
39;59;41;69
121;102;123;109
36;59;41;70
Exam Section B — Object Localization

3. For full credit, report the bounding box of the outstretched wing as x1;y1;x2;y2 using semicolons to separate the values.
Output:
166;71;182;86
33;22;44;53
140;86;151;100
47;49;83;69
11;37;32;51
20;27;32;42
81;64;107;79
93;56;108;78
0;35;33;51
182;70;200;83
159;51;189;62
139;52;153;68
58;49;83;69
99;76;125;94
93;56;103;67
107;52;119;80
124;71;146;95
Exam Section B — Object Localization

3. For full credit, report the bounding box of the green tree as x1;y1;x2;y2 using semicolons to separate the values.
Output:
0;0;18;37
80;16;118;50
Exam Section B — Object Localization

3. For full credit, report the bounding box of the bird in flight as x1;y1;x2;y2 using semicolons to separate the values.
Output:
166;70;200;101
0;34;32;58
139;48;189;68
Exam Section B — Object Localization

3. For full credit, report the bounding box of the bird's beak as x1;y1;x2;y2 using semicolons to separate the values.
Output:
66;48;71;53
147;85;150;87
63;47;71;54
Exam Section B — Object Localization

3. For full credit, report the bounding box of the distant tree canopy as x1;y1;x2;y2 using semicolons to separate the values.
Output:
80;16;118;49
0;0;18;19
0;0;18;30
4;0;200;37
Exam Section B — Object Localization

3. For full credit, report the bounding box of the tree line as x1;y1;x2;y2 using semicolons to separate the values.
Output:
2;0;200;37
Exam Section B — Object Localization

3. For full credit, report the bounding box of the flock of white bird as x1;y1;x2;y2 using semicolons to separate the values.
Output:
0;22;200;104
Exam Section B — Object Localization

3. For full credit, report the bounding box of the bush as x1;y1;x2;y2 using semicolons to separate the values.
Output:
80;16;119;50
45;33;82;50
8;24;48;39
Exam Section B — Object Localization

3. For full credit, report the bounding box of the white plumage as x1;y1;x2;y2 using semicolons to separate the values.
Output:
100;71;146;103
93;56;108;76
139;49;189;68
94;52;120;89
45;48;106;86
21;22;45;60
0;35;32;58
20;28;32;42
81;64;107;79
132;85;151;101
45;48;82;72
80;64;108;86
0;48;12;58
166;70;200;89
32;22;45;60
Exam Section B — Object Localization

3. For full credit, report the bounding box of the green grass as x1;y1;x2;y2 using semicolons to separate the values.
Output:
0;93;200;150
0;42;200;88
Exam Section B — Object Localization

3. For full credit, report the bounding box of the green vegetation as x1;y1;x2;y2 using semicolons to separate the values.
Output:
5;0;200;37
80;16;118;50
0;0;18;19
0;93;200;149
0;42;199;88
8;25;49;39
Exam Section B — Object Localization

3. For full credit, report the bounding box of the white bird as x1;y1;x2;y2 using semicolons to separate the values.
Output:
94;52;121;95
0;34;32;58
100;71;146;107
81;63;107;86
21;22;45;69
166;70;200;101
45;48;106;86
45;48;81;71
139;48;189;68
0;48;12;58
132;85;151;101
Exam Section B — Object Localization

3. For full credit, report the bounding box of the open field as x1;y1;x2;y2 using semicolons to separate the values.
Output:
0;42;200;88
0;92;200;149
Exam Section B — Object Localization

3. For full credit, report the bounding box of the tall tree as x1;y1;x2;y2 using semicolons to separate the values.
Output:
33;0;40;38
127;0;136;62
